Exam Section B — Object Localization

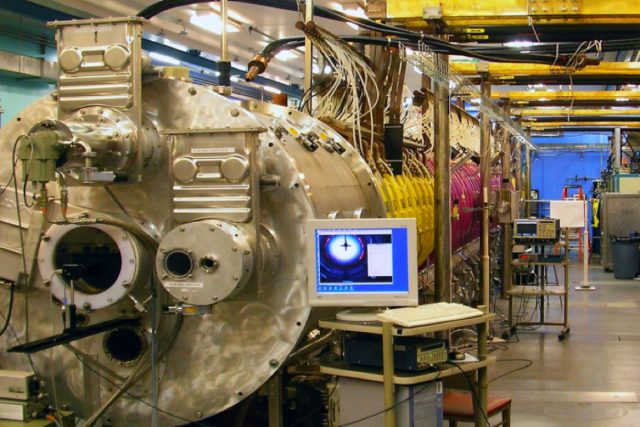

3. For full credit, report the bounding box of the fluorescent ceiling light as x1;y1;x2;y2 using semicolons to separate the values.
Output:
275;50;298;61
538;98;550;102
504;41;535;48
162;38;188;51
274;76;291;85
616;97;630;102
264;85;282;94
208;3;248;22
345;6;366;30
190;13;240;35
149;52;181;65
345;6;367;18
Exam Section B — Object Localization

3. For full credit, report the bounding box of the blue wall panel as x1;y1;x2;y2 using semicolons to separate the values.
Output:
0;75;54;126
531;134;608;225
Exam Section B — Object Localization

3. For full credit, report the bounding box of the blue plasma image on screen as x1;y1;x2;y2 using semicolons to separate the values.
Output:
314;227;409;294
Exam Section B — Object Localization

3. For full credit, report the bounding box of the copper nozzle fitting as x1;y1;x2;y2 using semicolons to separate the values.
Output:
245;54;269;81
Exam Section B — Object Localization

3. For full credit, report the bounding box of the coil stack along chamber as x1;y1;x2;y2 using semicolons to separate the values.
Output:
0;17;386;426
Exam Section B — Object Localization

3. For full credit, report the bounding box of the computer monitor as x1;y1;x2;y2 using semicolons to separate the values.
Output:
305;218;418;308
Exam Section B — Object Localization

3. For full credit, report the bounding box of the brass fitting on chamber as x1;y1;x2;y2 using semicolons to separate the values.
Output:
245;54;269;81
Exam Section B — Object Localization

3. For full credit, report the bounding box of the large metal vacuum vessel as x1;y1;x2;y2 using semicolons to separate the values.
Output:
0;17;386;426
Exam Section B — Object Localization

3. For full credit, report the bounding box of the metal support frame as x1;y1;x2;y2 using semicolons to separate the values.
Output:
506;230;571;341
524;142;532;218
385;0;640;26
267;371;283;427
433;53;452;303
453;62;640;78
382;322;396;427
494;90;640;104
477;79;491;427
515;108;640;118
221;0;229;62
501;131;513;296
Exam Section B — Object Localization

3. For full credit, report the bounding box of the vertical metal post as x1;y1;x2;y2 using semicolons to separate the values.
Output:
267;371;283;427
218;0;232;88
480;80;491;310
433;53;451;303
382;322;396;427
477;80;491;427
614;127;621;171
525;142;532;217
501;133;513;296
221;0;229;62
304;0;314;113
476;306;489;427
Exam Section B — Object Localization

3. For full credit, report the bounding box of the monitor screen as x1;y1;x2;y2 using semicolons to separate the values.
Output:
515;221;538;237
306;218;418;307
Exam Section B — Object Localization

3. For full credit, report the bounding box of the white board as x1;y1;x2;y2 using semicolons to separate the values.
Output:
549;200;586;228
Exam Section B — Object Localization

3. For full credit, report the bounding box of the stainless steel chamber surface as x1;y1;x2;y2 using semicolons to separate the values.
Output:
0;77;385;426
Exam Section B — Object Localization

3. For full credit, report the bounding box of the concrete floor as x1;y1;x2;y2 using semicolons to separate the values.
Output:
486;262;640;426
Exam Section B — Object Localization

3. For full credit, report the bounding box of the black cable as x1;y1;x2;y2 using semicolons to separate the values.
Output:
137;0;575;66
490;359;534;384
72;353;211;427
448;362;491;426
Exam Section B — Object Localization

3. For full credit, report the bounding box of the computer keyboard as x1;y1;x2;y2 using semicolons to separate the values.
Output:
377;302;484;327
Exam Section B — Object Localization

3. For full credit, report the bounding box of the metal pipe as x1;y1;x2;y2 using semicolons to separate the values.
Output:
221;0;229;62
304;0;313;113
382;322;396;427
478;79;491;427
614;127;621;170
480;79;491;309
434;53;452;303
501;131;513;296
525;138;532;217
476;306;489;427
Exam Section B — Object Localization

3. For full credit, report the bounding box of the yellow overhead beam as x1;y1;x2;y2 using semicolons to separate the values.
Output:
493;91;640;103
514;108;640;117
385;0;640;27
525;121;640;129
451;62;640;78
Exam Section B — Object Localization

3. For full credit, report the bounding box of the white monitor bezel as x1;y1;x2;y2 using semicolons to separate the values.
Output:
305;217;419;307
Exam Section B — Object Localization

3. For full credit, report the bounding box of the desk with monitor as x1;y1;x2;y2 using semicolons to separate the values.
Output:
306;218;493;427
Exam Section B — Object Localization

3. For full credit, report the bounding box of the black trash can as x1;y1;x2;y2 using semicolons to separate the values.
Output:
610;234;640;279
